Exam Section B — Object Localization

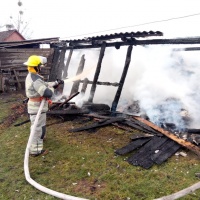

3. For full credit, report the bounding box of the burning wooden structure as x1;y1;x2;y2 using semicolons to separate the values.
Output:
46;31;200;169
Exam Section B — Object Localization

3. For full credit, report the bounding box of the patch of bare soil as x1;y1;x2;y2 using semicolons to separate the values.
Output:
73;179;106;195
0;92;27;128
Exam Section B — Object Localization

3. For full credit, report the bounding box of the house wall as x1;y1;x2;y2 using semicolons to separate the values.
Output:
4;32;25;42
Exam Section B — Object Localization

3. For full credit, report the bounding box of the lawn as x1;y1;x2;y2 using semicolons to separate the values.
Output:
0;92;200;200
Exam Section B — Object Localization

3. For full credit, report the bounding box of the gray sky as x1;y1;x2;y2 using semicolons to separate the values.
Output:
1;0;200;39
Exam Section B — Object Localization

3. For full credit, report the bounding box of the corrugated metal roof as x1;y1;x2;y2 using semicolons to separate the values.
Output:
61;31;163;43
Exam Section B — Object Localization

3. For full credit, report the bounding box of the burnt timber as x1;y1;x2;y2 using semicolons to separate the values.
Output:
134;116;200;157
58;37;200;50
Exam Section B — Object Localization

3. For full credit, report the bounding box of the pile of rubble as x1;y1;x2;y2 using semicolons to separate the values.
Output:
46;94;200;169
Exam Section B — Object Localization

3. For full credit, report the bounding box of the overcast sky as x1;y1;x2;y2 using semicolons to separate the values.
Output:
1;0;200;39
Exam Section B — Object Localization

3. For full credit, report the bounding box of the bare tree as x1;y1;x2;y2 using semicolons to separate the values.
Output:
2;0;33;39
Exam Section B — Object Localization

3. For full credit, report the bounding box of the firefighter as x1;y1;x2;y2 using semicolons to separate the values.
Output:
24;55;64;156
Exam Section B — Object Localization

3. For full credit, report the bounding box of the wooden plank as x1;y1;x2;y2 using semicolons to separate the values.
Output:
127;136;169;169
151;140;181;164
134;116;200;157
122;120;162;135
115;137;151;155
13;69;22;90
69;117;125;132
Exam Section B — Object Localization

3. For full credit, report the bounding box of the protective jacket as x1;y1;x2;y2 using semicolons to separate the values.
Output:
25;72;54;114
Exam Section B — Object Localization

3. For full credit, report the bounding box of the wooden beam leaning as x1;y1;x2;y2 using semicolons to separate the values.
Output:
49;48;60;81
111;45;133;113
134;116;200;157
13;69;22;90
81;78;89;95
88;42;106;103
70;54;85;96
57;47;67;80
63;49;73;79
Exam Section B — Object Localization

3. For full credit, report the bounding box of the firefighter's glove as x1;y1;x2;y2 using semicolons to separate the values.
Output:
56;79;64;85
53;79;64;89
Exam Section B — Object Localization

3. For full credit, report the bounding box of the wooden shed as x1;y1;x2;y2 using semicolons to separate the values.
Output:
0;37;59;92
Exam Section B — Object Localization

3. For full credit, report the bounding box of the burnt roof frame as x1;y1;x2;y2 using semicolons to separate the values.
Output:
50;31;200;114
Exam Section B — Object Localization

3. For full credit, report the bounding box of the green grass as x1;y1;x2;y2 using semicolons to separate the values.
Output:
1;93;200;200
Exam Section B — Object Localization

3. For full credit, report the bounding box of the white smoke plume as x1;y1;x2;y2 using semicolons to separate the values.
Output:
63;45;200;130
124;45;200;129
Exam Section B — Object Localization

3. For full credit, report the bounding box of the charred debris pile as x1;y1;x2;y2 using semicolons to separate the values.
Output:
47;92;200;170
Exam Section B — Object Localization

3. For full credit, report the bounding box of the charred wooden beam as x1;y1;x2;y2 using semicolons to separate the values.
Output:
111;45;133;113
49;48;60;81
80;78;89;95
186;129;200;134
47;107;90;115
59;92;80;108
14;119;30;127
134;116;200;157
69;117;125;132
49;92;79;110
57;47;67;79
79;79;119;87
63;49;73;79
122;120;161;135
61;37;200;50
173;47;200;51
70;55;85;96
130;118;162;135
88;42;106;102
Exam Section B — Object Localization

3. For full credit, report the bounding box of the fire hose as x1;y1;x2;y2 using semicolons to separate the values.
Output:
24;69;96;199
24;98;88;200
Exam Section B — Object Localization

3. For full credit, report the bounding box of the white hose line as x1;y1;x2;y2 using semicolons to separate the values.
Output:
154;181;200;200
24;99;88;200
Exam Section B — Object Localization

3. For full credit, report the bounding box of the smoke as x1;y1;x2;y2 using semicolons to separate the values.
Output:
62;45;200;129
124;45;200;129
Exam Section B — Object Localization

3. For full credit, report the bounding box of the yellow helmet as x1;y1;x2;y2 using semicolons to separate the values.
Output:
23;55;41;67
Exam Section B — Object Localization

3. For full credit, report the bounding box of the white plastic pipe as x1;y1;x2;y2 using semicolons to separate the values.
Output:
24;99;88;200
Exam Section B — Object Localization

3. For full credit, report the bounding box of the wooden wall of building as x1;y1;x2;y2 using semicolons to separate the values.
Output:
0;48;54;91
